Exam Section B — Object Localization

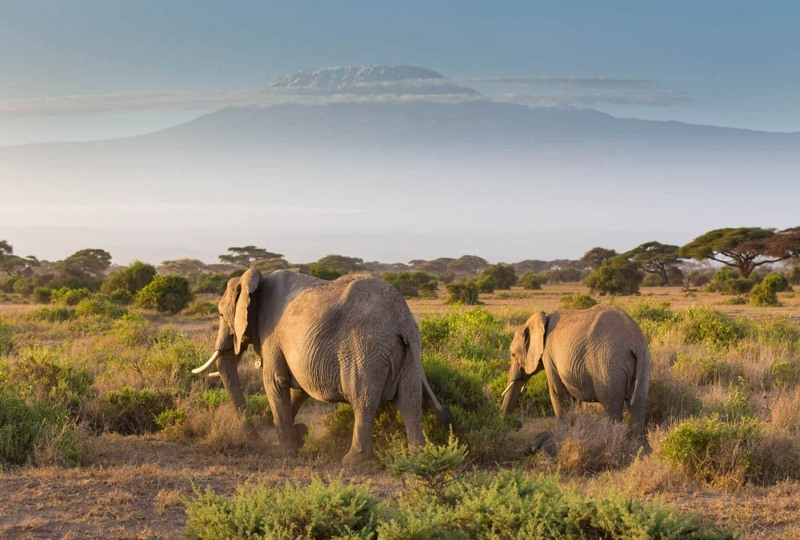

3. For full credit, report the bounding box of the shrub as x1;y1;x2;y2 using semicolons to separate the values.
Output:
28;306;75;322
101;261;156;295
707;268;755;295
659;415;759;487
12;278;33;295
646;376;703;425
549;412;640;474
0;387;83;466
6;347;94;413
420;307;511;361
559;293;597;310
90;386;174;435
32;287;53;304
750;272;787;306
518;271;545;290
444;281;479;304
480;264;517;289
181;300;217;317
109;288;134;305
136;275;193;314
51;287;93;306
192;272;228;295
308;264;342;280
0;316;14;356
677;306;747;350
583;260;643;295
185;476;379;540
381;432;468;499
155;407;187;430
74;296;128;319
1;275;19;293
474;274;497;293
382;271;438;298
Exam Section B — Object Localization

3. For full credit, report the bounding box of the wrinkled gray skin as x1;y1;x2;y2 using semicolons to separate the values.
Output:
199;268;451;465
501;305;650;444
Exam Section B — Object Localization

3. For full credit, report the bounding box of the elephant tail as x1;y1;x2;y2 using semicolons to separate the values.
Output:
401;326;455;428
628;344;651;414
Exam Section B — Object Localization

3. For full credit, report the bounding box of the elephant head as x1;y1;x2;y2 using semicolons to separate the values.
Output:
192;267;262;411
500;311;547;414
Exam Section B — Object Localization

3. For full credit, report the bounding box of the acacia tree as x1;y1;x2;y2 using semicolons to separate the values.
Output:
219;246;283;267
679;227;798;278
57;249;112;279
580;247;618;270
622;241;681;285
0;240;39;277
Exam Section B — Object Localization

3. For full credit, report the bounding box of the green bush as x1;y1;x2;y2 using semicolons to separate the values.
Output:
155;407;187;430
6;347;94;413
90;386;174;435
136;275;194;314
1;275;19;293
194;388;229;410
382;271;438;298
0;316;14;356
480;264;517;290
12;278;34;295
677;306;747;350
185;476;379;540
185;471;734;539
381;432;468;499
308;264;342;280
518;271;546;290
444;281;479;305
707;268;755;295
33;287;53;304
474;274;497;293
51;287;93;306
583;260;643;296
28;306;76;322
74;296;128;319
109;288;134;305
101;261;156;295
559;293;597;310
420;307;511;362
0;387;82;466
660;415;759;486
749;272;788;306
181;300;217;317
192;272;229;295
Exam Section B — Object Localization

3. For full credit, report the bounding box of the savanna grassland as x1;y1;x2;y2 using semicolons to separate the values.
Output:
2;282;800;539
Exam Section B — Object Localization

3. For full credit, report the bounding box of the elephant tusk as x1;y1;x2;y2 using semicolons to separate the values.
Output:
500;381;517;398
208;371;221;378
192;351;220;374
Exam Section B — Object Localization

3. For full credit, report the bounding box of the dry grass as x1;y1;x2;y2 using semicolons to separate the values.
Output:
2;283;800;537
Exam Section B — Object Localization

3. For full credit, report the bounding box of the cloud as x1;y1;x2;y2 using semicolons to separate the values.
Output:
0;77;687;116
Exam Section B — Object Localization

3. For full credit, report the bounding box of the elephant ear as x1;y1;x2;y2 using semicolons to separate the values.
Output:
523;311;547;375
233;268;262;355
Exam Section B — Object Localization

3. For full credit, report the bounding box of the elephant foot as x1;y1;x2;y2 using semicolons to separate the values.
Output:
341;448;372;467
527;431;557;457
294;423;309;448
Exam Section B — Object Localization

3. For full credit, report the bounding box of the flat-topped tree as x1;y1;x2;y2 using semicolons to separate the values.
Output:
622;241;681;285
0;240;40;277
580;247;618;270
679;227;794;278
219;246;283;268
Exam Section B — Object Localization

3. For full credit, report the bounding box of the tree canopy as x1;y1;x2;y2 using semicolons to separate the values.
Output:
0;240;40;277
580;247;618;270
621;241;681;285
57;249;112;279
219;246;283;267
678;227;798;278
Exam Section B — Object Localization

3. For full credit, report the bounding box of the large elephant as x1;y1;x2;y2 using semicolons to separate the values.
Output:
191;268;452;464
500;305;650;443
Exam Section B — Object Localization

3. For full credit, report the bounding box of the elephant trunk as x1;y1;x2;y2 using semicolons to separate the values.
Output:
217;351;246;412
500;362;528;416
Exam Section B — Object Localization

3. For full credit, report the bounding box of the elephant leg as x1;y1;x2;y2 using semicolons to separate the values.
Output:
603;398;624;424
343;400;379;465
548;380;575;421
394;373;424;449
263;356;297;456
627;400;648;447
290;389;310;419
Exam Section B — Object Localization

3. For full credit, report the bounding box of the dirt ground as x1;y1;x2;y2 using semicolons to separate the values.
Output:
2;284;800;538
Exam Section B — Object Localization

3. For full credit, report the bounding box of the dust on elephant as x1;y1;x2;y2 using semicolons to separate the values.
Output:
191;268;452;464
500;305;650;443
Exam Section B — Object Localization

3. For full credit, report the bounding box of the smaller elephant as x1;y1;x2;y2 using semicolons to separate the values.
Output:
500;305;650;444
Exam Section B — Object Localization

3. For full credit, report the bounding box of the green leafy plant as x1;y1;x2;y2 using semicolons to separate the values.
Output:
444;281;480;304
559;293;597;310
136;275;194;314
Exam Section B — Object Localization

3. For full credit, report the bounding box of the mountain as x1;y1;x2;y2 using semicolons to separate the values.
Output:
2;65;798;264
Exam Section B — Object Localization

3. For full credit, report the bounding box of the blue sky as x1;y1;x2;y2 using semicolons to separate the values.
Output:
1;0;799;146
